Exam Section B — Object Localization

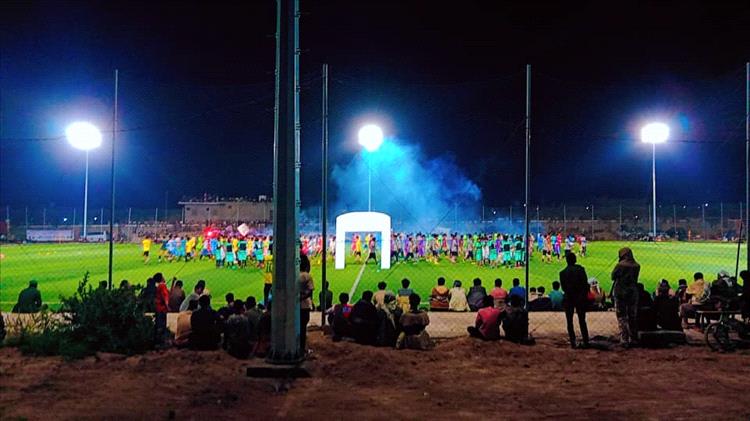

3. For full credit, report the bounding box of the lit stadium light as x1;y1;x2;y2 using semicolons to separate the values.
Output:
66;122;102;151
640;122;669;144
358;124;384;152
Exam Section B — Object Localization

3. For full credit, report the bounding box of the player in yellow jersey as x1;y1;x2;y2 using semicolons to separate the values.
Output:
185;236;196;261
263;251;274;304
142;236;152;264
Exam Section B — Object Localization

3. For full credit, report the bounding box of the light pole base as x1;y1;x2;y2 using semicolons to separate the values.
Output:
247;359;310;378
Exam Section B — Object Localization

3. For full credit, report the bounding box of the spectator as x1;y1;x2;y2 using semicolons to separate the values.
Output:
190;295;221;350
503;294;529;343
528;287;538;302
467;278;487;311
529;286;552;311
680;272;708;327
430;277;450;310
559;252;589;348
397;293;432;350
709;270;741;308
254;301;272;357
139;278;156;312
174;299;198;347
225;300;251;359
153;273;171;347
467;295;502;340
653;281;682;331
397;278;414;312
169;279;186;312
351;291;379;345
218;293;235;322
119;279;131;290
588;278;608;310
318;280;333;313
299;254;315;354
373;281;394;310
636;283;656;332
675;279;688;303
508;278;526;305
328;292;354;341
245;296;262;343
180;280;207;312
489;278;508;309
740;270;749;319
611;247;640;347
375;294;401;347
449;280;470;312
549;281;564;311
12;280;42;313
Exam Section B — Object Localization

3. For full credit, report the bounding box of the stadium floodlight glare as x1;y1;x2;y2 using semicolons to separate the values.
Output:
66;122;102;240
66;122;103;151
358;124;384;152
641;122;669;144
641;122;669;238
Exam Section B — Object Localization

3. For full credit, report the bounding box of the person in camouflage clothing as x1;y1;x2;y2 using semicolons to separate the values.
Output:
611;247;640;347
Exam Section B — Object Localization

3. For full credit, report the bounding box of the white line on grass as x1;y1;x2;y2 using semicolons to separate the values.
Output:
349;263;367;298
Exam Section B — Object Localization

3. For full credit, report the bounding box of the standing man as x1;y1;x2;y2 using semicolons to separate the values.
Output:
611;247;641;348
153;273;171;348
559;252;590;348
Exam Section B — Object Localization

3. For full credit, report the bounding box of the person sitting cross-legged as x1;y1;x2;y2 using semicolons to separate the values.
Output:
429;277;450;311
351;290;380;345
397;278;414;313
396;293;433;350
449;280;470;312
653;280;682;331
489;278;508;309
467;295;503;341
225;300;252;359
467;278;488;311
529;286;552;311
189;295;221;351
327;292;354;341
13;280;43;313
502;294;529;343
174;299;198;348
549;281;564;311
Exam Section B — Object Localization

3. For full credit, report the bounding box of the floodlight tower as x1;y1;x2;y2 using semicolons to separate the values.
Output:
641;122;669;239
358;124;384;211
66;122;102;239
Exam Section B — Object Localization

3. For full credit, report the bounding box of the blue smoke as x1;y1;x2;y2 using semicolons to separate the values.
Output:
330;139;482;233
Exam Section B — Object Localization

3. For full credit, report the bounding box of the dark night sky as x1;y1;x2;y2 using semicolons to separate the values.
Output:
1;0;749;211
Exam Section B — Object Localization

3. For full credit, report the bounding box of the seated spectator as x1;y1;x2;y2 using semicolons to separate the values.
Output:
467;295;503;341
245;296;262;343
397;293;432;350
637;283;657;332
13;280;42;313
397;278;414;312
489;278;508;309
675;279;688;304
508;278;526;305
174;299;198;347
119;280;131;290
528;286;552;311
709;270;741;310
225;300;252;359
653;281;681;331
217;293;235;322
503;294;529;343
588;278;608;310
680;272;709;327
429;277;450;310
467;278;487;311
254;301;272;357
375;294;401;347
318;280;334;313
328;292;354;341
190;295;221;350
528;287;538;302
549;281;564;311
449;280;470;312
351;290;379;345
180;280;207;312
138;278;156;312
169;278;186;312
740;270;749;319
373;281;395;310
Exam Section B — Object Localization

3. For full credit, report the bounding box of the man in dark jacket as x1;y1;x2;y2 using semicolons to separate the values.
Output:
350;290;379;345
190;295;221;350
559;252;589;348
467;278;488;311
611;247;641;347
13;280;42;313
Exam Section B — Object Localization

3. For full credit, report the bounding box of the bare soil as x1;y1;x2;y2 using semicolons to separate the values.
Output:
1;331;748;420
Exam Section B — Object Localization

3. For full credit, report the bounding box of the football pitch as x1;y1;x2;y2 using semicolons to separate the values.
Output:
0;241;745;310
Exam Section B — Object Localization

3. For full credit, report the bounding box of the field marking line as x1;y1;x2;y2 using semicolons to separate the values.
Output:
349;263;367;298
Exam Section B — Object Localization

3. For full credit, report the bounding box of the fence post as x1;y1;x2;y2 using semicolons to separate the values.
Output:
154;208;158;224
590;205;594;240
702;204;706;240
73;208;76;226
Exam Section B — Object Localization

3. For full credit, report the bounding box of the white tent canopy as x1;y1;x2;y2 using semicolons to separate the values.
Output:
335;211;391;270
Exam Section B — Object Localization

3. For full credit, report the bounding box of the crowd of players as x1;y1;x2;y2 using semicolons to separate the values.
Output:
141;229;588;270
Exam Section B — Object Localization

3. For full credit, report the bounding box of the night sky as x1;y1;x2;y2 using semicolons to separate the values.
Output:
1;0;749;211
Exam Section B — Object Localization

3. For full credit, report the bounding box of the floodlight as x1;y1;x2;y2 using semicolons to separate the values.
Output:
641;122;669;144
358;124;384;152
66;122;102;151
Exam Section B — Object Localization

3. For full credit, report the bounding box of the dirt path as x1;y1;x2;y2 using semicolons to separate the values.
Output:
1;332;748;420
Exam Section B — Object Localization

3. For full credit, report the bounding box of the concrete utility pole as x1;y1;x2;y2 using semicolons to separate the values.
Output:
268;0;302;364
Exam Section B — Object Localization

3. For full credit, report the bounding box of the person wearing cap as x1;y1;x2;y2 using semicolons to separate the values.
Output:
611;247;640;347
13;280;42;313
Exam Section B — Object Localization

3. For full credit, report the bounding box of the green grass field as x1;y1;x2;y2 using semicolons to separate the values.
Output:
0;241;745;310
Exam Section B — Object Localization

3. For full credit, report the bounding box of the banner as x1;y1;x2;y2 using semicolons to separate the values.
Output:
26;229;75;242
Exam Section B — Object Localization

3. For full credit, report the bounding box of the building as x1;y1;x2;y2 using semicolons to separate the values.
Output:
179;196;272;224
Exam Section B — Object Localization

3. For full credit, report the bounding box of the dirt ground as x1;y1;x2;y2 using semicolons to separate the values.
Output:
1;331;748;420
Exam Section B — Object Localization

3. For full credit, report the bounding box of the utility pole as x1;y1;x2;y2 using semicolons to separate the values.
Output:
590;205;594;240
108;69;118;289
321;63;329;326
745;62;749;270
673;205;677;239
269;0;301;364
523;64;531;309
619;204;623;239
73;207;76;226
720;201;724;240
128;207;132;225
164;191;168;222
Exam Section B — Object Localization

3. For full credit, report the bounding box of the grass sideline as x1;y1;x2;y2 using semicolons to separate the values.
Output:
0;241;745;310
